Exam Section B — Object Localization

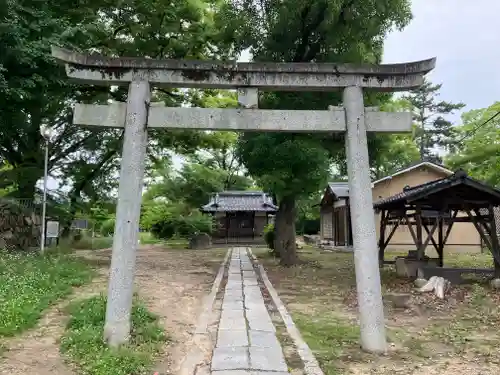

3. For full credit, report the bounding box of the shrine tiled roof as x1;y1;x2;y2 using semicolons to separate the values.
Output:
201;191;278;212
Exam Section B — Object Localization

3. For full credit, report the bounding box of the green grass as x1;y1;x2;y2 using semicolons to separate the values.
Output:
72;236;114;250
293;312;359;375
72;233;179;250
139;232;165;245
61;294;167;375
0;251;94;337
255;247;500;373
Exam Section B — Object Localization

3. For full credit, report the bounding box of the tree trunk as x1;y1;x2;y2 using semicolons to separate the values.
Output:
14;162;41;199
274;195;298;267
61;192;79;238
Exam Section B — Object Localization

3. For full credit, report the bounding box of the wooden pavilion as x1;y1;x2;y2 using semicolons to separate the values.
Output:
374;170;500;281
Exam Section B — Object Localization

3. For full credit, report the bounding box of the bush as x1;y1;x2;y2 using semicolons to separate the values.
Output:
151;213;213;239
61;294;167;375
296;218;320;235
263;223;279;258
100;218;116;236
142;202;213;240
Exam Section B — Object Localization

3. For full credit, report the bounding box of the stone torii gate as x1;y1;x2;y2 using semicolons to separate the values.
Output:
52;46;435;352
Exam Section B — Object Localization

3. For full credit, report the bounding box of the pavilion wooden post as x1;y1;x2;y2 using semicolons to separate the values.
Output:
415;205;424;259
378;210;386;264
487;205;500;277
437;217;444;266
52;46;435;351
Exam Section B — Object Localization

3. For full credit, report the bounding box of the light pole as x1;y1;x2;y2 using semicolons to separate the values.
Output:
39;125;53;253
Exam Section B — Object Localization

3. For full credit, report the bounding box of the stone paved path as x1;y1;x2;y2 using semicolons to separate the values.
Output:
211;248;290;375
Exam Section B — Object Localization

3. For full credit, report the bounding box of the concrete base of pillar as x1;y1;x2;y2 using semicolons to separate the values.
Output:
395;257;439;278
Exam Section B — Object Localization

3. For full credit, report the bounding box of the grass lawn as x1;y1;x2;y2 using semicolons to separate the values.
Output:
0;251;94;337
254;247;500;374
61;294;167;375
71;233;188;250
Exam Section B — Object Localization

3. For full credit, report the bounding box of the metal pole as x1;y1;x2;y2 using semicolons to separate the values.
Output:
40;139;49;253
343;86;387;352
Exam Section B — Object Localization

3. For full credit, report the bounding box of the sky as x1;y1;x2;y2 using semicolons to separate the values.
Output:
383;0;500;119
48;0;500;192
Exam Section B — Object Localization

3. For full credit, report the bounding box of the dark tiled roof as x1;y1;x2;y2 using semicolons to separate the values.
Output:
374;170;500;210
328;182;349;198
201;191;278;212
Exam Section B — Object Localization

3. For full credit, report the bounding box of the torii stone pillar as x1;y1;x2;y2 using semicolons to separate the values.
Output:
52;46;435;351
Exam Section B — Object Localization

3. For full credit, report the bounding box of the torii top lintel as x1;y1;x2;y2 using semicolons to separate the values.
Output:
51;46;436;92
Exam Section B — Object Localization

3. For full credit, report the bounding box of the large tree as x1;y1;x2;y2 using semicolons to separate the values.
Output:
446;102;500;187
223;0;412;266
0;0;233;232
402;78;465;162
369;99;420;179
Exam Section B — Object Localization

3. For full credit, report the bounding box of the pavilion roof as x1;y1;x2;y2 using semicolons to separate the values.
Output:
373;170;500;211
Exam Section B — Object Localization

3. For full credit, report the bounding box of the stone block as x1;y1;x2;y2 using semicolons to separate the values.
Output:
247;315;275;332
211;347;249;371
249;330;281;348
218;316;247;330
249;347;288;372
217;329;249;347
225;281;242;290
222;300;244;311
188;233;211;249
395;257;439;278
244;279;259;287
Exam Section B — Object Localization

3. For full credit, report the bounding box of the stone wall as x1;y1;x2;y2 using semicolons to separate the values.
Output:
0;199;41;251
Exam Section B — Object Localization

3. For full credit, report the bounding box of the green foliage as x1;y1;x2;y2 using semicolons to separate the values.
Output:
403;78;465;162
61;294;167;375
71;235;114;250
0;0;235;207
446;102;500;187
100;217;116;237
139;232;164;245
369;99;420;179
226;0;414;266
141;202;213;239
297;219;320;235
238;134;331;201
263;223;278;256
0;252;94;336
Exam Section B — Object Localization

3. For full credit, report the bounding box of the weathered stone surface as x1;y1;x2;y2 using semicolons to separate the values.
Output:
219;316;246;330
249;330;281;348
225;281;242;290
217;329;249;347
414;278;428;288
222;301;244;310
212;372;289;375
491;278;500;289
247;317;276;332
0;199;41;252
384;293;411;309
303;234;319;245
212;248;289;373
220;309;245;321
249;347;288;372
211;347;249;371
188;232;211;249
244;279;259;286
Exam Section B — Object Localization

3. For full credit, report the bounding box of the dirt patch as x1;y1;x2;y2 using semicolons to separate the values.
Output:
0;246;226;375
78;245;227;374
0;272;107;375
